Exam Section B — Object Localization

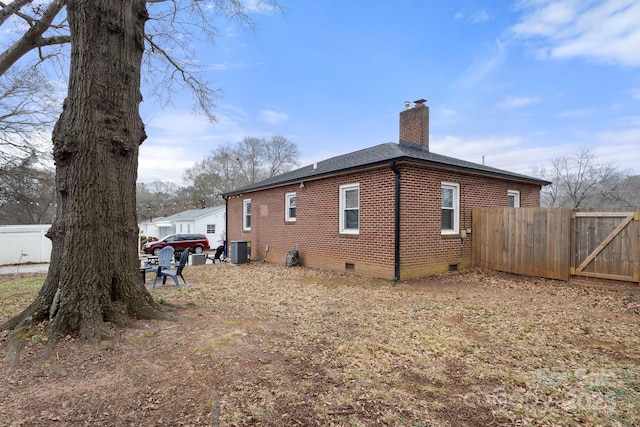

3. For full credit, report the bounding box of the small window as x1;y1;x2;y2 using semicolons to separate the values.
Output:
508;190;520;208
441;182;459;235
243;199;251;231
206;224;216;234
339;183;359;234
285;192;297;221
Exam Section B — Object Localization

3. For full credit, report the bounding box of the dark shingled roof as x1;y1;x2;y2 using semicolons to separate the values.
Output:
223;141;550;195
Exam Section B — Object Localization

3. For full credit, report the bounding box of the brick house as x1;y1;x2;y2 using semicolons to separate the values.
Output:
223;100;549;280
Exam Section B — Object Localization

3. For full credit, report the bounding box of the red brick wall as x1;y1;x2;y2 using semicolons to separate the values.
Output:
226;168;397;278
397;165;540;279
226;163;541;280
399;104;429;149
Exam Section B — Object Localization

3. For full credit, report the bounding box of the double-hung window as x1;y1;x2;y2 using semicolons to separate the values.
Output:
285;192;297;221
441;182;459;235
339;183;359;234
507;190;520;207
243;199;251;231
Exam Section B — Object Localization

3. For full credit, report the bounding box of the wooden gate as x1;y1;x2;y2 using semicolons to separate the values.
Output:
472;208;640;284
571;211;640;283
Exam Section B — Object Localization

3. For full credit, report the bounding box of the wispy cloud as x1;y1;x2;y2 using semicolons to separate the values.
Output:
200;0;278;15
498;96;538;109
145;111;212;137
456;39;507;88
207;61;248;71
140;106;254;183
512;0;640;67
242;0;280;14
429;134;565;176
139;145;195;183
440;107;458;117
259;110;288;124
430;135;522;164
591;128;640;170
628;87;640;100
616;114;640;127
552;109;593;118
471;10;491;23
454;9;492;23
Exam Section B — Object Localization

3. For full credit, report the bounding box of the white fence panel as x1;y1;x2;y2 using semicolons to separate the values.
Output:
0;225;52;265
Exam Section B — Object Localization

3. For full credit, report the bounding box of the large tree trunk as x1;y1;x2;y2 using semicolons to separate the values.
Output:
2;0;162;343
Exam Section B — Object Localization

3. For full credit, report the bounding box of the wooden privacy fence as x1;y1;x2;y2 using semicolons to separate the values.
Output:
472;207;640;284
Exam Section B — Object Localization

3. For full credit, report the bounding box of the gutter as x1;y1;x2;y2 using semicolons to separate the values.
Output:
223;195;229;257
390;161;400;282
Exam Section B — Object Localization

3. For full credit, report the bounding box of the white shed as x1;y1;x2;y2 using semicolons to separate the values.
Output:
0;224;52;265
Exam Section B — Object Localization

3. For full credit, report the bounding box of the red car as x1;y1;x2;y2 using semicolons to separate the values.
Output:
142;233;210;256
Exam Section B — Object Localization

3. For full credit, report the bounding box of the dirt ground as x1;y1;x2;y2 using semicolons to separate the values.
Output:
1;262;639;427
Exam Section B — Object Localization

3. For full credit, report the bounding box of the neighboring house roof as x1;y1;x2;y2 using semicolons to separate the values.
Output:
223;141;550;195
156;205;225;223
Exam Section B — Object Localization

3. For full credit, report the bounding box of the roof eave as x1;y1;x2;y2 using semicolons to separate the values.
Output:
222;161;395;196
397;157;551;186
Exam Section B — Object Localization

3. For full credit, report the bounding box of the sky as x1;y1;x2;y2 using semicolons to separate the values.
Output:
138;0;640;185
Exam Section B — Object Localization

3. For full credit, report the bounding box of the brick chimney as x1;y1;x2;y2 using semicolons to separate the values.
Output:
399;99;429;150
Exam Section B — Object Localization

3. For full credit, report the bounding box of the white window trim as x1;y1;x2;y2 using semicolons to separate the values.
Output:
339;183;359;234
441;182;460;235
508;190;520;208
243;199;251;231
285;192;296;221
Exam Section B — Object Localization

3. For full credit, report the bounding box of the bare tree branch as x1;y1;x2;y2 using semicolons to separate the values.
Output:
1;0;281;123
0;0;65;76
0;0;33;27
144;34;219;121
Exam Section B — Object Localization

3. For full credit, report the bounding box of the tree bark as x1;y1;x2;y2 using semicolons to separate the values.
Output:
2;0;163;343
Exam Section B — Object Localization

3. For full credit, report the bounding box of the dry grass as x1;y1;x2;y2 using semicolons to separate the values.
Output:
0;274;44;321
1;263;639;426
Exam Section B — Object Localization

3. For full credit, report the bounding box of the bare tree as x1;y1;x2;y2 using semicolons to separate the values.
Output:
1;1;279;352
182;168;224;207
182;135;299;203
234;136;264;184
0;66;59;168
531;165;558;208
619;175;640;207
264;135;300;177
231;135;299;183
592;173;640;208
136;180;184;221
537;146;623;208
0;152;56;224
